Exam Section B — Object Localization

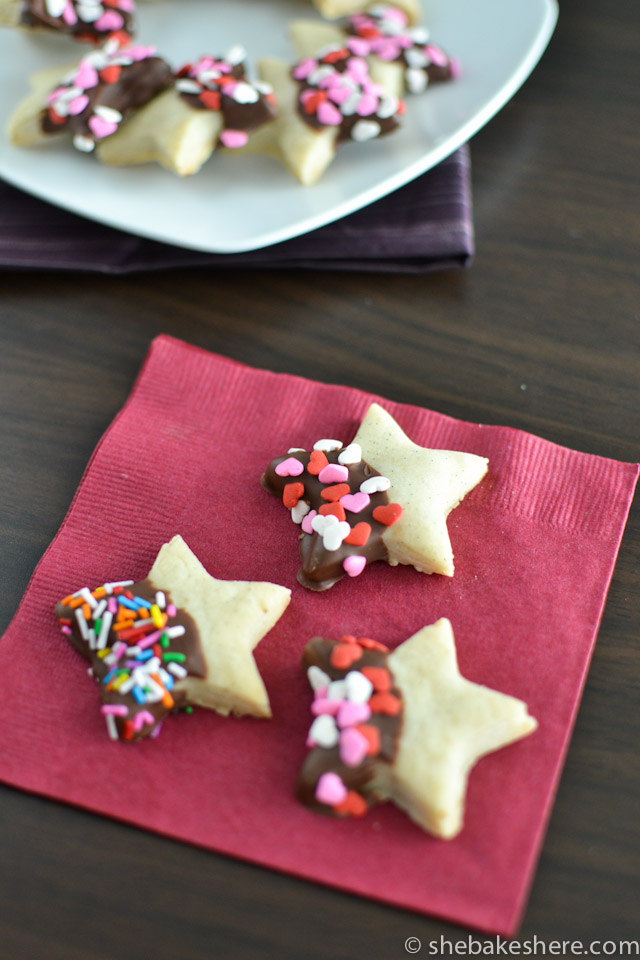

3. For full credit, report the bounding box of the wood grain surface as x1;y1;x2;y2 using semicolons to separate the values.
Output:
0;0;638;956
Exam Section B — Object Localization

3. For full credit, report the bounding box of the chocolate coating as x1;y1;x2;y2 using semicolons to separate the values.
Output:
21;0;135;42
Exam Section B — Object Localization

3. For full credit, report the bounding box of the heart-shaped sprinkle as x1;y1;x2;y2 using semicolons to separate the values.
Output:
199;89;221;111
67;94;89;116
344;670;374;703
360;666;391;692
339;727;369;767
62;2;78;25
358;637;388;651
275;456;305;477
340;634;358;644
95;9;124;30
326;679;347;701
282;481;304;509
372;503;403;526
356;723;381;756
88;114;118;139
320;483;351;502
336;700;371;728
318;463;349;484
313;439;342;452
307;450;328;475
315;772;347;807
318;502;346;522
291;500;310;524
301;509;317;535
330;643;362;670
351;119;381;142
360;475;391;494
232;82;259;104
307;714;339;749
311;697;340;717
338;443;362;465
346;37;370;57
93;104;122;124
334;789;368;817
307;664;330;691
340;492;370;514
343;555;366;578
75;60;99;90
219;129;249;148
292;58;317;81
288;447;305;453
406;67;428;94
405;47;429;69
369;692;402;715
344;522;371;546
45;0;67;16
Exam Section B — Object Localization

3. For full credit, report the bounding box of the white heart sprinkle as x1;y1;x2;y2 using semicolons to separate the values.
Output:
360;475;391;494
73;134;95;152
308;714;339;748
76;3;103;22
93;104;122;123
176;79;202;94
307;665;331;691
338;443;362;465
339;91;361;117
327;679;347;701
409;27;430;44
287;447;305;453
345;670;374;704
45;0;67;16
232;82;259;104
405;48;429;69
351;119;381;143
291;500;310;524
311;514;350;551
313;439;342;452
197;69;222;86
377;96;398;120
225;44;247;66
406;68;428;94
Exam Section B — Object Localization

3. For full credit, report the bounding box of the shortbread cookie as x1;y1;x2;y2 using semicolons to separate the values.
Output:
312;0;420;24
259;46;404;186
7;40;172;154
262;403;488;589
98;47;277;175
299;620;537;838
55;535;291;741
290;5;459;100
1;0;135;44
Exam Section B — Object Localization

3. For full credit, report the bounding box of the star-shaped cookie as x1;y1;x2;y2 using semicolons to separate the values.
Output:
55;534;291;741
262;403;488;589
299;620;537;838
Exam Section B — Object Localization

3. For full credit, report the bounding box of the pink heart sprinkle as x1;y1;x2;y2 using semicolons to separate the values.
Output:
372;39;401;61
292;58;317;81
357;93;379;117
384;6;408;24
75;60;99;90
315;772;348;807
62;2;77;25
339;727;370;767
426;44;448;67
345;57;368;79
311;698;341;717
128;45;155;61
95;9;124;30
301;510;317;535
328;86;352;106
336;700;371;728
343;555;367;578
67;94;89;116
347;37;371;57
47;86;68;104
219;129;249;149
450;57;462;78
316;101;342;127
88;114;118;139
318;463;349;484
275;456;304;478
118;0;135;10
340;492;370;514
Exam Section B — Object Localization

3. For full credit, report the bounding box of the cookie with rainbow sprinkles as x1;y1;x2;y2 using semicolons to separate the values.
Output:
262;403;488;590
55;535;291;742
299;621;537;838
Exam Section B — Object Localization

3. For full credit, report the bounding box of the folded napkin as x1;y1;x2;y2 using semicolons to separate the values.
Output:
0;147;472;273
0;336;635;935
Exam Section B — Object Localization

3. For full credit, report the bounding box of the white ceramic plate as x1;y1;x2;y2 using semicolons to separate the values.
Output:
0;0;557;252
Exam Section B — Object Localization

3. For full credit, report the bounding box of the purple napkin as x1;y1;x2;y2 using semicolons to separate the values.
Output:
0;146;472;274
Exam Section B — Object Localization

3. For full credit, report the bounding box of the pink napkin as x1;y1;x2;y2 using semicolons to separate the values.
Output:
0;336;636;935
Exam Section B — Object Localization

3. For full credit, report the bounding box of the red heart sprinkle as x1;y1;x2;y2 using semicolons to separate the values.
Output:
321;483;350;502
360;666;391;692
106;29;130;48
319;502;346;522
340;635;358;645
199;90;221;110
47;108;67;126
307;451;328;475
356;723;381;756
372;503;403;526
335;790;368;817
283;482;304;508
358;637;389;652
369;692;402;715
330;643;362;670
397;99;406;116
322;48;349;63
100;65;122;84
344;522;371;546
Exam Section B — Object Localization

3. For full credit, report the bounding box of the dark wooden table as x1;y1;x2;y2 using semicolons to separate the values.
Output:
1;1;638;956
